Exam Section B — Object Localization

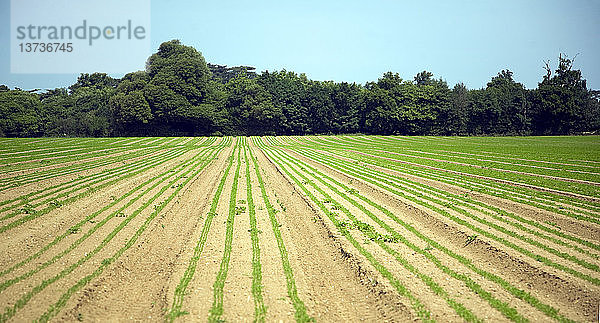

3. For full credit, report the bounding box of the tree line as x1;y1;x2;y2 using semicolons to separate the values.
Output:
1;40;598;137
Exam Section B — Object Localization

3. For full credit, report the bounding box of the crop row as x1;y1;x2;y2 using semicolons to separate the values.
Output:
255;138;436;321
291;136;600;199
295;147;600;282
254;136;588;322
283;136;600;216
168;137;311;322
0;148;188;233
0;139;228;322
0;137;206;174
0;146;164;191
0;138;231;230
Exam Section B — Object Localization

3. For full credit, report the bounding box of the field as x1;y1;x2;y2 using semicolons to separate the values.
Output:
0;135;599;322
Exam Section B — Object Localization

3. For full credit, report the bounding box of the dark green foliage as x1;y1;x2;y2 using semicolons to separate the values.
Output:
0;89;42;137
414;71;434;86
109;71;153;131
304;80;336;134
256;70;310;135
1;44;598;137
144;40;220;136
466;71;530;135
330;82;363;134
147;40;212;106
68;73;118;92
36;73;117;137
448;83;469;135
224;75;283;135
531;54;599;135
484;70;529;135
208;63;257;83
363;72;439;135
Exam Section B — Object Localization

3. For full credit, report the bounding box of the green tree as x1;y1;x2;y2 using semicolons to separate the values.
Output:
67;73;117;136
449;83;470;135
208;63;257;83
108;71;153;134
39;88;73;136
68;73;118;92
224;75;282;135
111;91;152;125
257;70;308;135
486;70;530;135
466;88;494;135
363;72;437;135
146;40;212;106
304;80;336;134
145;40;219;135
331;82;364;134
36;73;117;137
532;54;598;134
464;70;529;135
0;89;42;137
414;71;434;86
421;77;452;135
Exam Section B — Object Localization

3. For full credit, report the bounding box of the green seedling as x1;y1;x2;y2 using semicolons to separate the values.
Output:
464;234;478;247
337;221;353;230
544;221;561;230
20;204;35;214
49;200;63;207
277;199;287;212
235;205;247;215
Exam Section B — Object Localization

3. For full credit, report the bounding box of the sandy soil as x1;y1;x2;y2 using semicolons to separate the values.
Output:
1;137;598;322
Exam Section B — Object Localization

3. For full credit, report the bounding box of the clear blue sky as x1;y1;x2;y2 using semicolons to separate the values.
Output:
1;0;599;90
